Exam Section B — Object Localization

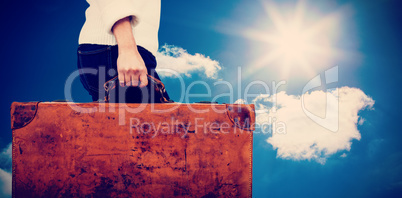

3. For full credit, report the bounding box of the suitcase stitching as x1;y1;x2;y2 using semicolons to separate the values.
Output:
12;135;15;198
249;128;253;198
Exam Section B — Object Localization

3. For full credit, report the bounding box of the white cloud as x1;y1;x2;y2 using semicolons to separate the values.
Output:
155;44;222;79
0;169;11;197
234;99;247;104
358;118;365;125
340;153;347;158
253;87;374;164
0;143;12;197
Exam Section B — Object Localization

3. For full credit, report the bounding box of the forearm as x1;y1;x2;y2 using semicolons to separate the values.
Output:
111;16;148;87
112;16;138;54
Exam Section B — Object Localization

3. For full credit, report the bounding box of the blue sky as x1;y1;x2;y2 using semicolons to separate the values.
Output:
1;0;402;197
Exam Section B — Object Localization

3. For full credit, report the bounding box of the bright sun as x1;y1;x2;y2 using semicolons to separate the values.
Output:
271;22;315;64
243;1;344;79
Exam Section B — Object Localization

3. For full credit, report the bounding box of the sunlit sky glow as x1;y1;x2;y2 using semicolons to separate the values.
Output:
243;0;346;79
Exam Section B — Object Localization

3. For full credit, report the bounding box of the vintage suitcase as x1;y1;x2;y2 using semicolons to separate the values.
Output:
11;101;254;197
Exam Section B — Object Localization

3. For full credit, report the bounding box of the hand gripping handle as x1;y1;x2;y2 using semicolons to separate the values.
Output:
103;75;173;103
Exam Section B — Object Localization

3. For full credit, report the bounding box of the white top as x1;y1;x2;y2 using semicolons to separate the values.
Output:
78;0;161;55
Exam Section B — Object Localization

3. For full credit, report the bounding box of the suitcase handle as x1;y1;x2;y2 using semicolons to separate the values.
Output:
103;75;173;103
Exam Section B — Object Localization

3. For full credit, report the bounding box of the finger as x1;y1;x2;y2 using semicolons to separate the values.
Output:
124;72;131;86
139;73;148;88
118;72;125;87
131;73;140;87
131;77;139;87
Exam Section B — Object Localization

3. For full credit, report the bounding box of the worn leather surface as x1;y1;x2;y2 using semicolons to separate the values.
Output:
12;102;254;197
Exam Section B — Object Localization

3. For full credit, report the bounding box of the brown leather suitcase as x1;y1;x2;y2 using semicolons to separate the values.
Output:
11;101;254;197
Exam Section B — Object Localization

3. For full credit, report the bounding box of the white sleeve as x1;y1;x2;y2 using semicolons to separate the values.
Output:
91;0;144;34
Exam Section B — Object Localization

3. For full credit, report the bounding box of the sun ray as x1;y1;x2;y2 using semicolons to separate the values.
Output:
242;0;346;80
